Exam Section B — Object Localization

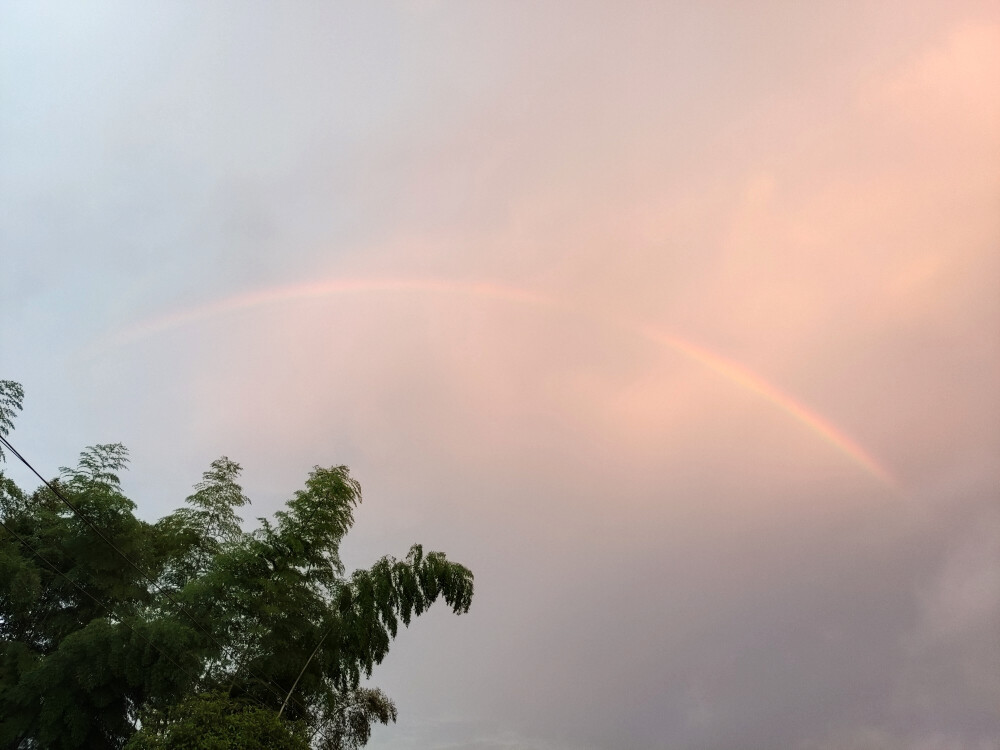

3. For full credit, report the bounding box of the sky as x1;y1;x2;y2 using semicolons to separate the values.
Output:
1;1;999;748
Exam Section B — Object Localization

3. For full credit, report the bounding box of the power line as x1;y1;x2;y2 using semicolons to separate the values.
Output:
0;434;316;718
0;435;357;749
0;513;329;747
0;516;203;702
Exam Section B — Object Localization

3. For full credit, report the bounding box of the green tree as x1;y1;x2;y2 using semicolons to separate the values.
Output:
0;381;474;749
124;692;310;750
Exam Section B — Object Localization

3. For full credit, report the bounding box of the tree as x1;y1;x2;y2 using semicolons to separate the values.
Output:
124;692;310;750
0;381;474;749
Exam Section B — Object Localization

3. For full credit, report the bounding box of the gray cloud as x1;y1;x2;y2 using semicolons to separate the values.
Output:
2;3;998;749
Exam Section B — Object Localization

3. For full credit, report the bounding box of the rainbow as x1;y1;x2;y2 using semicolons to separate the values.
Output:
98;277;898;490
105;278;559;349
634;325;898;489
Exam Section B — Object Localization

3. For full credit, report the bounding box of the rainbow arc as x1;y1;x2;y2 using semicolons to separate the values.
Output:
100;277;898;491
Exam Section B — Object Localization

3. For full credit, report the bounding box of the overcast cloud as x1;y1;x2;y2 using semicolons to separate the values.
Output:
2;2;998;748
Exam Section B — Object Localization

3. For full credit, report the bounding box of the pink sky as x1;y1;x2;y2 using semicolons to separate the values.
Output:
2;2;998;748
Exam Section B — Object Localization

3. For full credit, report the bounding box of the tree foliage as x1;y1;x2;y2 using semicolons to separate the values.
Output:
0;380;24;463
124;692;310;750
0;381;474;749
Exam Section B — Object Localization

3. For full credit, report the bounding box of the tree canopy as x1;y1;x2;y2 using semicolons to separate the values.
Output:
0;381;474;749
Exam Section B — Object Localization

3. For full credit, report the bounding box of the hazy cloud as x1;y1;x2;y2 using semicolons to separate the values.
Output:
1;3;997;748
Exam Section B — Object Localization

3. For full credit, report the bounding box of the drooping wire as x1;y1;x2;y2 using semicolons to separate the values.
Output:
0;434;319;719
0;437;353;749
0;514;321;742
0;517;203;700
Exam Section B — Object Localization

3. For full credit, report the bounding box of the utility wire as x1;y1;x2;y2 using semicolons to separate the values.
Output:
1;436;348;749
0;434;317;719
0;517;203;700
0;515;312;741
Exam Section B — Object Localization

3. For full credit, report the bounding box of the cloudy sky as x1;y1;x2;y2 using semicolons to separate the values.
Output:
2;2;999;748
